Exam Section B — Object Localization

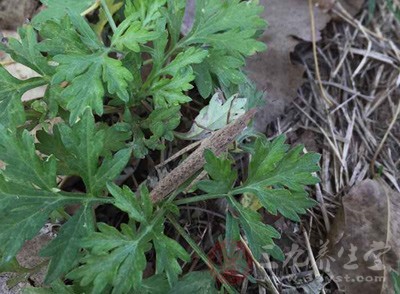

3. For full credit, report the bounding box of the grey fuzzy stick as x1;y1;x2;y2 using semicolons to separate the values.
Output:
150;108;257;203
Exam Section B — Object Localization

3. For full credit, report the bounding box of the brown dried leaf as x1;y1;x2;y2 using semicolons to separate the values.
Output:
245;0;331;131
0;0;37;30
319;179;400;293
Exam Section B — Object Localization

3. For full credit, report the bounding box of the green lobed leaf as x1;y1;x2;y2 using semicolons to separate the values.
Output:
50;53;101;119
0;67;46;128
37;17;92;55
107;183;148;223
112;20;162;52
41;206;95;283
187;0;266;51
135;275;170;294
234;136;320;221
228;198;283;260
32;0;96;26
193;50;247;98
52;52;132;123
0;127;56;190
142;106;181;144
167;271;218;294
67;222;149;294
124;0;167;24
160;47;208;76
153;234;190;286
101;122;132;156
150;67;194;108
69;184;189;293
183;0;266;98
0;25;54;76
198;150;237;195
162;0;186;48
102;56;134;102
0;125;106;269
36;109;131;195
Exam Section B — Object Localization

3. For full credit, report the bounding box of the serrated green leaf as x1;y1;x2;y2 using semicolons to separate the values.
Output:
67;222;149;294
112;20;161;52
193;50;247;98
201;28;266;56
0;125;106;268
36;109;130;195
0;177;75;263
233;136;320;221
198;150;237;194
225;211;240;257
167;271;218;294
176;92;246;140
101;122;132;156
0;127;56;190
124;0;167;24
162;0;186;48
228;198;282;260
52;53;132;123
150;67;193;108
102;56;134;102
142;106;181;143
193;62;213;98
32;0;96;26
0;67;46;128
107;183;148;223
160;47;208;76
52;53;104;123
136;274;170;294
0;25;54;76
38;17;91;55
70;183;188;293
153;235;190;286
182;0;266;97
186;0;266;54
41;206;95;283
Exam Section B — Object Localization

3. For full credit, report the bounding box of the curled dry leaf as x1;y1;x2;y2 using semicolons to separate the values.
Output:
319;179;400;293
175;92;246;140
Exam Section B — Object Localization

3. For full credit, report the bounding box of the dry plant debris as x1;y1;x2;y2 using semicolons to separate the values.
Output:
259;1;400;292
320;179;400;293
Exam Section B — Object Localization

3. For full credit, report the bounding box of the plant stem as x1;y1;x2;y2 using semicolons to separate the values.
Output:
100;0;117;33
174;193;227;206
81;0;101;16
168;214;238;294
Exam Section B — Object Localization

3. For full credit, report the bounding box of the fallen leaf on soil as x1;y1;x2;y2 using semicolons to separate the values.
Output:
319;179;400;293
0;0;37;30
245;0;331;132
175;92;246;140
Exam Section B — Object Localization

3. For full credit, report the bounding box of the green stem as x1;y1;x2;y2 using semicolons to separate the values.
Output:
174;193;227;206
20;77;48;93
100;0;117;33
168;214;238;294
